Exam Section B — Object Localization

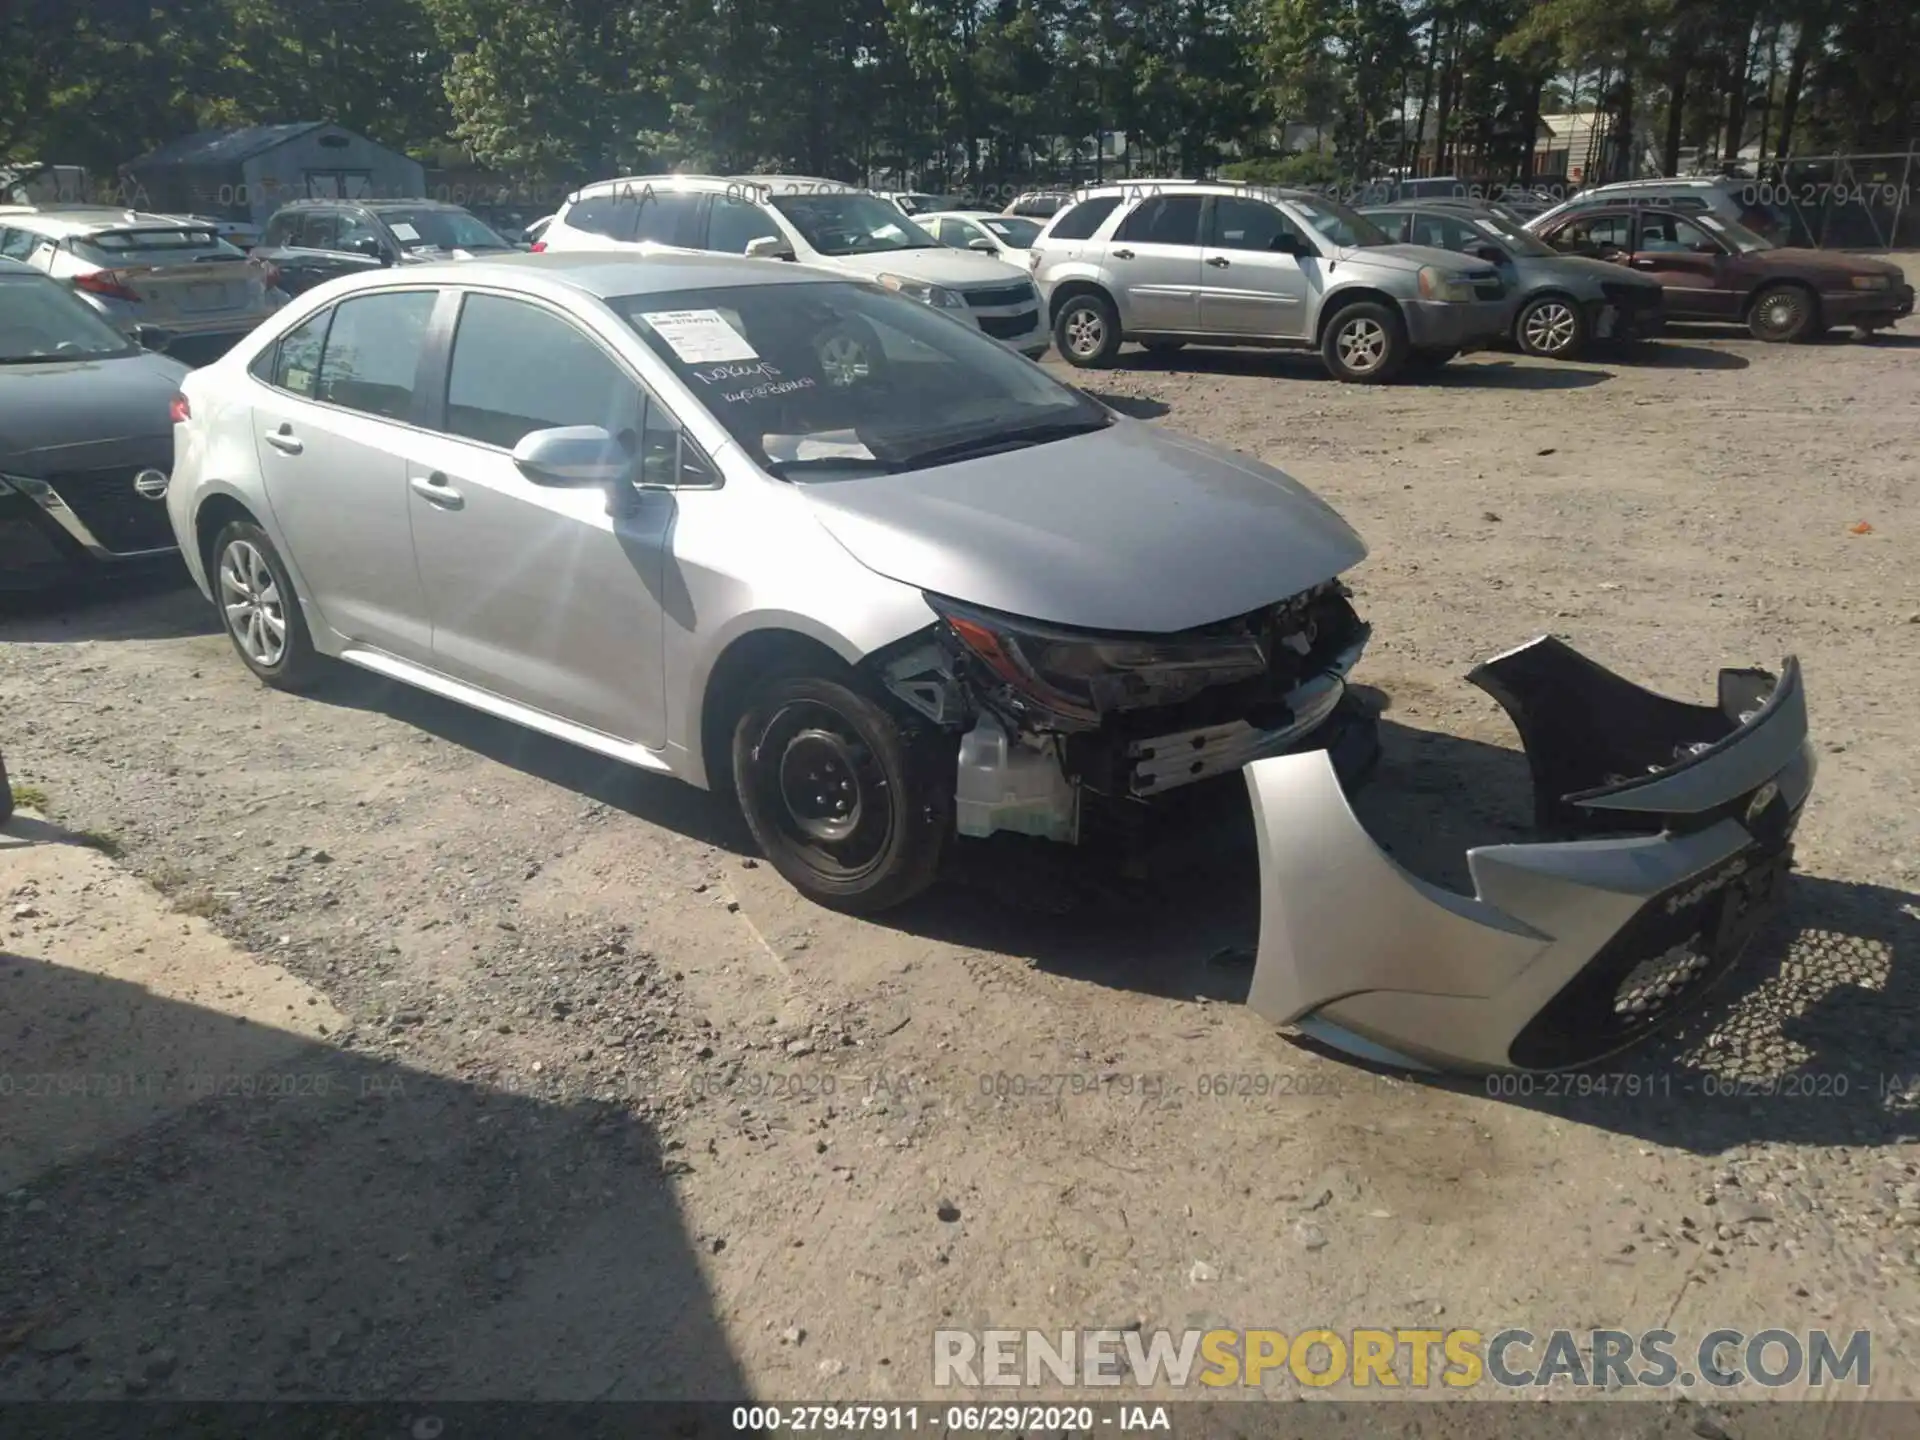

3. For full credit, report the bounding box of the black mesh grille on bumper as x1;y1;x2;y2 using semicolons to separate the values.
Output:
964;283;1038;309
979;310;1041;339
44;467;177;554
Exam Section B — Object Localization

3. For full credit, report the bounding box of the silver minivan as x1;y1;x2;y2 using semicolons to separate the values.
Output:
1028;182;1513;381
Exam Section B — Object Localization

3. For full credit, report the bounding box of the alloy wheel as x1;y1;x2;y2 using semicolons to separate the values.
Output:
1063;305;1106;359
1523;300;1578;354
1335;316;1388;373
219;539;288;668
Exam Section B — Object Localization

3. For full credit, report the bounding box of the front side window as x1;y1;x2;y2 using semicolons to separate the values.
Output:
765;193;938;257
1046;195;1121;240
1207;196;1300;252
1405;212;1480;253
707;194;785;254
1637;213;1723;254
1286;197;1392;248
335;212;385;255
1113;195;1204;246
313;290;435;420
442;292;644;451
0;273;137;361
296;212;342;250
1550;214;1631;254
614;280;1110;477
982;216;1040;246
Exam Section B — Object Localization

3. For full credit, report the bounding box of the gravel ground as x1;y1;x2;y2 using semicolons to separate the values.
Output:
3;295;1919;1410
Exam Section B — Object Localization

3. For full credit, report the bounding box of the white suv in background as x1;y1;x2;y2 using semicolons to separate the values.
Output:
538;175;1049;358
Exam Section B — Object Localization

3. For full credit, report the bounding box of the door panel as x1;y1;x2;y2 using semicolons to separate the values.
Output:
1199;196;1313;337
1629;212;1738;318
249;294;436;659
405;291;670;747
1105;194;1205;331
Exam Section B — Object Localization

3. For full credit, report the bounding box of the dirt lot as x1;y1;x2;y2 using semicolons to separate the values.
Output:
4;289;1920;1417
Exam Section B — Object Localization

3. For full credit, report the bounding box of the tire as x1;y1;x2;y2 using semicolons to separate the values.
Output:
1053;291;1123;368
1139;339;1187;355
210;520;324;691
1320;301;1408;382
1514;294;1587;358
731;672;949;913
1747;283;1820;343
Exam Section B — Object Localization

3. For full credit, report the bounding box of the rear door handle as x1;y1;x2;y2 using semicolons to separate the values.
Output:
263;427;302;454
1206;255;1230;267
1110;248;1134;260
410;472;463;508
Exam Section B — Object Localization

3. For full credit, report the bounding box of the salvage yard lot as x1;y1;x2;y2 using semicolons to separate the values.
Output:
3;305;1919;1404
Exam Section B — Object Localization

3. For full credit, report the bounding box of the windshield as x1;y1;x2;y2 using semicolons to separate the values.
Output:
1288;197;1392;248
0;273;138;361
376;208;513;251
1694;212;1772;253
614;281;1110;477
767;193;939;256
1469;214;1558;257
76;227;243;266
982;216;1041;246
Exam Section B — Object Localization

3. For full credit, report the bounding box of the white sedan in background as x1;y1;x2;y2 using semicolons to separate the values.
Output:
915;211;1045;269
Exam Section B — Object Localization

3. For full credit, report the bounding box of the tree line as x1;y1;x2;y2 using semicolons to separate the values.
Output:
4;0;1914;193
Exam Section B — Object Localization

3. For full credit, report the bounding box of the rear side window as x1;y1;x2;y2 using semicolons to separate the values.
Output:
561;191;637;241
256;308;332;395
1046;195;1121;241
313;290;436;421
631;191;705;246
1113;194;1204;246
263;212;297;247
0;227;36;260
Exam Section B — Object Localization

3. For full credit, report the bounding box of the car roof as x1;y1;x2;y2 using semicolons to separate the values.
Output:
0;207;220;236
1589;177;1726;191
307;250;846;301
270;198;471;213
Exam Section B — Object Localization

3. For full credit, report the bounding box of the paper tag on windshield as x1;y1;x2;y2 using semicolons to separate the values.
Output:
641;309;759;363
763;430;874;463
388;222;420;241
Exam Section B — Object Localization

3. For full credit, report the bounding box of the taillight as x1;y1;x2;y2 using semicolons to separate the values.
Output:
530;240;547;252
169;393;190;423
74;269;141;301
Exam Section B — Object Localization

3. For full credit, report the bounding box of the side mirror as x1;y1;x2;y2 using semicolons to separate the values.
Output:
511;425;634;488
133;324;172;352
1268;231;1302;255
1473;244;1507;265
967;236;997;252
745;236;794;260
347;235;389;262
1691;240;1720;255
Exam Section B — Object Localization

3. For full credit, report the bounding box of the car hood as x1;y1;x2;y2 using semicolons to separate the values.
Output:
795;418;1368;633
1759;247;1905;280
821;245;1033;290
1518;252;1663;290
0;350;187;468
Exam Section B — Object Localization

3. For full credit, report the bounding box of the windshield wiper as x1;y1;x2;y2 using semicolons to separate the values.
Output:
762;455;899;478
894;417;1111;468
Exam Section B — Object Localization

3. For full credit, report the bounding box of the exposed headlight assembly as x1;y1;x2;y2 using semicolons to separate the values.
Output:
1417;265;1476;303
1850;274;1891;290
929;595;1270;727
876;273;968;310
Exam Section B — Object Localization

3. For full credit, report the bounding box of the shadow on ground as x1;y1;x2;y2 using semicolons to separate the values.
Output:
1112;345;1613;390
0;567;209;643
1594;340;1751;371
0;947;743;1401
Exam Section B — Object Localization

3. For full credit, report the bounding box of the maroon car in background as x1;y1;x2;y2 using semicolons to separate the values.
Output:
1534;204;1913;342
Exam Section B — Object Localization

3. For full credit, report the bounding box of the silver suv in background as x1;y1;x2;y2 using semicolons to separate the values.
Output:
1028;182;1512;382
1524;177;1799;246
0;204;286;364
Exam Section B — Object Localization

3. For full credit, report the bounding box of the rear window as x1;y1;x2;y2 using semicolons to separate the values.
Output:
77;227;242;264
1045;195;1121;241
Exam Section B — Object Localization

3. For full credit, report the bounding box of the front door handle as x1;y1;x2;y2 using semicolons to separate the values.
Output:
1206;255;1230;267
410;472;463;508
1630;257;1658;269
1110;247;1134;260
263;425;302;454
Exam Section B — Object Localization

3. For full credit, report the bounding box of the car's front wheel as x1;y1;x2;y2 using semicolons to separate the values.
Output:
211;520;323;691
1053;292;1123;368
1748;283;1821;342
1321;301;1408;382
1514;294;1587;358
732;673;949;913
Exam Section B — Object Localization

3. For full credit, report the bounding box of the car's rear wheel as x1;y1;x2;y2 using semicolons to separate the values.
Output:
732;673;949;913
211;520;323;691
1514;294;1587;358
1053;292;1123;368
1321;301;1408;382
1748;283;1821;343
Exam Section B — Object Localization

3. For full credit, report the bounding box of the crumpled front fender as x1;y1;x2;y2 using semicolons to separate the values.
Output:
1243;637;1816;1074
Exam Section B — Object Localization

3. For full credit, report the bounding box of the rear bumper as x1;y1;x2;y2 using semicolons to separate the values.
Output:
1402;298;1512;351
1244;637;1814;1074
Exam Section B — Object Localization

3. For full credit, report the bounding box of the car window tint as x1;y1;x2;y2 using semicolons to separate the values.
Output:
1207;196;1296;251
1408;212;1478;251
296;212;340;249
632;191;704;246
313;290;434;420
1113;194;1204;246
336;212;383;252
263;213;296;247
443;293;644;451
562;191;635;241
1046;195;1120;240
707;194;784;253
0;227;35;260
266;308;332;397
1638;213;1720;253
1551;214;1630;253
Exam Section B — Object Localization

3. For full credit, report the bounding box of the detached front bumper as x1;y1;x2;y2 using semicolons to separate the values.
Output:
1243;637;1815;1074
1403;298;1512;351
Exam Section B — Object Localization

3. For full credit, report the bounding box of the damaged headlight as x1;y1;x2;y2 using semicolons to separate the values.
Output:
928;595;1270;725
